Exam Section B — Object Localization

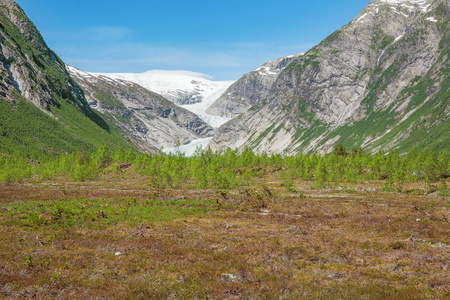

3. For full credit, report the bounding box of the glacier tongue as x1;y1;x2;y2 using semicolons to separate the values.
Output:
181;80;233;128
88;69;235;156
91;70;234;128
162;137;214;156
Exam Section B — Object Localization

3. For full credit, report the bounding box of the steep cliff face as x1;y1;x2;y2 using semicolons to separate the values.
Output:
0;0;133;154
68;66;214;151
210;0;449;154
206;54;303;119
0;0;90;113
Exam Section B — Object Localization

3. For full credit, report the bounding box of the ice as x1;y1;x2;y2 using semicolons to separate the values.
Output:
379;0;432;14
181;79;233;128
91;69;234;129
80;68;236;156
393;28;407;44
356;13;368;23
91;70;234;105
162;137;213;156
66;65;92;78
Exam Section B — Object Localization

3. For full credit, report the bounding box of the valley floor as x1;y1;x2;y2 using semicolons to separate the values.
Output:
0;174;449;299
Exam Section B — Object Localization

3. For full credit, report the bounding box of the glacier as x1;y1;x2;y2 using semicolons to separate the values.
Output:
162;137;214;157
85;69;235;156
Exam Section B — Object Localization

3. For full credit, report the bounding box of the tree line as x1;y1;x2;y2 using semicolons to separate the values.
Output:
0;144;448;195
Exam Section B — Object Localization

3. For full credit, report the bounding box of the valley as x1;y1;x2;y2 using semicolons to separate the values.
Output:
1;163;449;298
1;0;449;298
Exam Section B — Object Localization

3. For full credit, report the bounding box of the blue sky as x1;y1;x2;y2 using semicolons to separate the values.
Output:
15;0;371;80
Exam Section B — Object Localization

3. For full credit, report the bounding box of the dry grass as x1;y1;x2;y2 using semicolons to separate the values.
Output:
0;173;449;299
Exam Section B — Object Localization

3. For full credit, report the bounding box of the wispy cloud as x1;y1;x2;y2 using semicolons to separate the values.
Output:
56;40;317;80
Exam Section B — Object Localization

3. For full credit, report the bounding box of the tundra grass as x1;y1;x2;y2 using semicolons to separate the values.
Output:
0;172;448;299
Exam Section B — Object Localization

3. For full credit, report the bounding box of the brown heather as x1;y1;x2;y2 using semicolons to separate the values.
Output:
0;171;449;299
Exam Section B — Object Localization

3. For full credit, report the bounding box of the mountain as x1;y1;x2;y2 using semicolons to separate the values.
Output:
85;70;234;129
209;0;450;154
92;70;235;129
67;66;214;151
92;70;234;106
0;0;86;111
0;0;134;155
206;53;304;119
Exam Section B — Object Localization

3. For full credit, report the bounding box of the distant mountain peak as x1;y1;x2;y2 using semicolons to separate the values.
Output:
88;69;234;106
140;69;215;80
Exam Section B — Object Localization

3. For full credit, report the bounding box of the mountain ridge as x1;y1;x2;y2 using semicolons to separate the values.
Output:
91;69;234;107
205;53;304;119
67;66;215;151
0;0;135;155
209;0;449;154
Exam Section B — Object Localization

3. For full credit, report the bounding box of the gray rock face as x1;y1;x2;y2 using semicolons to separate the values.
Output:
68;67;214;151
206;54;303;119
210;0;449;154
0;0;91;114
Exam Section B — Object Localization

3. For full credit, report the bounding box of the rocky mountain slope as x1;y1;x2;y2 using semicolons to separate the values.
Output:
68;66;214;151
86;70;234;129
210;0;450;154
206;53;303;119
92;70;234;107
0;0;133;155
0;0;88;112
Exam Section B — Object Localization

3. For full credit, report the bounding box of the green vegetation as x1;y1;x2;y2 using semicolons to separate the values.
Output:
380;35;395;49
295;98;314;120
249;123;276;148
0;7;83;110
0;5;133;157
312;25;449;154
90;87;127;110
1;145;448;196
248;100;266;111
0;145;449;299
0;97;132;158
0;4;449;296
5;197;214;229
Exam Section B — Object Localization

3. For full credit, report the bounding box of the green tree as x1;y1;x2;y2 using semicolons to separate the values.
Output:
333;143;348;157
315;158;328;187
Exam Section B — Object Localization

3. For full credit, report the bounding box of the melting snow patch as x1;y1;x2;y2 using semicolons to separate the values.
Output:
380;0;432;13
377;49;387;66
393;28;407;44
356;13;368;23
421;5;431;13
255;66;278;76
66;65;92;78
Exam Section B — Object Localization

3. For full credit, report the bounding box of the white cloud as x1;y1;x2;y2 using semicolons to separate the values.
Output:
57;40;317;80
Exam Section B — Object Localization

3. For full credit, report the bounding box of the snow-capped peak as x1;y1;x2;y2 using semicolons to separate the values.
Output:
378;0;428;4
377;0;432;13
90;70;234;107
69;66;235;129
